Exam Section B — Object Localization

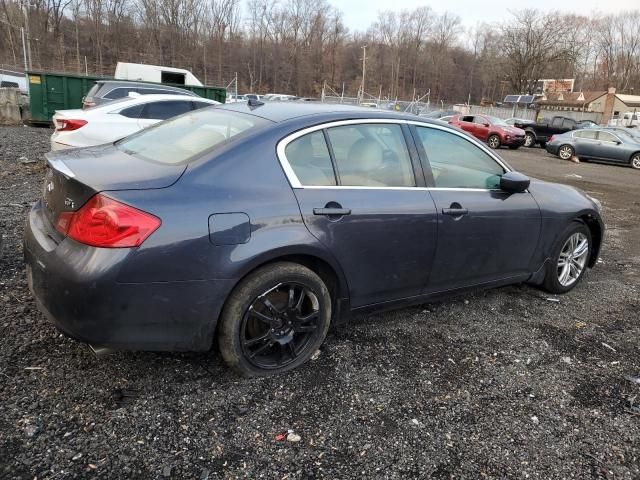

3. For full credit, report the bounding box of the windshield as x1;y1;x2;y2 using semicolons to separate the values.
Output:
116;108;270;164
485;116;508;126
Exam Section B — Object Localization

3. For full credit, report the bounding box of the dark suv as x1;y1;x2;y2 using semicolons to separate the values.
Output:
82;80;196;108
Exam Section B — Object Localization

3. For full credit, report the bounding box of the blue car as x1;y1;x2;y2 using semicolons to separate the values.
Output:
546;128;640;169
24;102;604;376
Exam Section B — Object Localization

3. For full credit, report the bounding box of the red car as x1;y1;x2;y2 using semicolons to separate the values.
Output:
448;114;526;149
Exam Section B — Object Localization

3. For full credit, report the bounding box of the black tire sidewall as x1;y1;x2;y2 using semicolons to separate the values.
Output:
543;222;592;294
218;262;331;377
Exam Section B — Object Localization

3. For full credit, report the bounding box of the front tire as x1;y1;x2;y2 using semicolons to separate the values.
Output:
542;222;592;294
488;134;501;149
558;144;575;160
524;132;535;148
218;262;331;377
630;152;640;169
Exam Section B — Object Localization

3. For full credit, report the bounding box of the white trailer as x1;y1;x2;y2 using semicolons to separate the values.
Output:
114;63;203;87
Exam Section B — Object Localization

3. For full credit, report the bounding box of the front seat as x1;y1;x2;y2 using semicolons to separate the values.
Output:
342;138;386;186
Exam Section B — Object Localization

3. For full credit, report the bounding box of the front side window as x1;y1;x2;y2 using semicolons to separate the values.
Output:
285;132;336;186
117;108;269;164
598;131;618;143
326;124;415;187
416;126;504;189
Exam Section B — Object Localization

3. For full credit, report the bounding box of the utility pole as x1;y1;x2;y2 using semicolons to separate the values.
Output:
21;27;28;72
22;0;32;70
360;44;367;103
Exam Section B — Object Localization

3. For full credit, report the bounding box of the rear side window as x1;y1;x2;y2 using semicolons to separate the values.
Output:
117;109;270;164
416;127;504;189
326;124;415;187
140;100;192;120
285;132;336;186
192;101;212;110
461;115;474;122
104;88;133;99
120;104;145;119
574;130;597;139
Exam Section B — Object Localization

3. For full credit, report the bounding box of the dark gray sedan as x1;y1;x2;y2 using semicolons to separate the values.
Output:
546;128;640;169
24;102;604;376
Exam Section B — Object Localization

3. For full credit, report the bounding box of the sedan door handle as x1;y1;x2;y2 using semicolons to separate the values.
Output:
313;207;351;216
442;207;468;216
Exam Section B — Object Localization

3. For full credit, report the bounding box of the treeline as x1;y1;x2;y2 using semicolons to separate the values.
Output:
1;0;640;103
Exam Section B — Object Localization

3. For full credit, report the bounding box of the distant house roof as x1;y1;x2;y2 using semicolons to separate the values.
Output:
616;94;640;107
538;91;606;106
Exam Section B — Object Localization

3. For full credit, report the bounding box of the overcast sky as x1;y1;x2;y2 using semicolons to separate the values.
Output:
330;0;638;31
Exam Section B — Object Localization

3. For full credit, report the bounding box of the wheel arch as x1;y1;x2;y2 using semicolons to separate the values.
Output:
211;247;351;347
575;214;603;268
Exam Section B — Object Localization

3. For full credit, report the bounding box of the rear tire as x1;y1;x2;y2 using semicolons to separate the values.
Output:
539;142;547;149
630;152;640;169
558;144;575;160
542;222;592;294
487;134;501;149
218;262;331;377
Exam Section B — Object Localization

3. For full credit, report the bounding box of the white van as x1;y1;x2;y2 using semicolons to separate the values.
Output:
608;111;640;128
114;63;203;87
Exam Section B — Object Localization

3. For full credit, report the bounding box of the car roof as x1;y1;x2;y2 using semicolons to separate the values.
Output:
96;80;194;93
217;101;425;123
89;94;218;111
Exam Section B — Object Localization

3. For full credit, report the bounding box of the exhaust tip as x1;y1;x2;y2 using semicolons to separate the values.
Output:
89;344;114;357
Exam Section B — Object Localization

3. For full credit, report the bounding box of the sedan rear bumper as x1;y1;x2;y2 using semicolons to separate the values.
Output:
24;201;234;351
545;143;560;155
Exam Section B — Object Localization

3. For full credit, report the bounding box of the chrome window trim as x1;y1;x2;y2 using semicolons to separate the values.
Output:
276;118;511;190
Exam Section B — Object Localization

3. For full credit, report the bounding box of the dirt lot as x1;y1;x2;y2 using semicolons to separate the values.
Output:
1;126;639;479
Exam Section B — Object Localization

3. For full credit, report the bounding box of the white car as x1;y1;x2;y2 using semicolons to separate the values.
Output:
50;94;220;151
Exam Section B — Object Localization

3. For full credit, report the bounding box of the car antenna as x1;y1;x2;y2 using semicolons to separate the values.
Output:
247;98;264;109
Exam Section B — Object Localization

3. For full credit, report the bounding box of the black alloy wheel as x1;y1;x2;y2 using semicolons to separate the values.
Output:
218;262;331;377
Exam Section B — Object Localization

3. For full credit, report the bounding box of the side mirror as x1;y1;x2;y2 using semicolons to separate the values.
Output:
483;123;490;127
500;171;530;193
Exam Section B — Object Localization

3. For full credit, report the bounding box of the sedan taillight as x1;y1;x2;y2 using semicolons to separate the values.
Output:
55;119;88;132
55;194;161;248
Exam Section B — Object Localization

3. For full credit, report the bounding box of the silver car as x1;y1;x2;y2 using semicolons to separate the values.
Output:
546;128;640;169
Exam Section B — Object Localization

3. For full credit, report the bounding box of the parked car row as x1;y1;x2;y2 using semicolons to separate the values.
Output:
426;112;640;169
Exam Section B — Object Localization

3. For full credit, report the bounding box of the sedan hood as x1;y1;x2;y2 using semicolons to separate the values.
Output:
46;144;186;192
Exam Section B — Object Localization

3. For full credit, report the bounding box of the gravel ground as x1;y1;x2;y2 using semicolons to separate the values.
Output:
1;126;639;479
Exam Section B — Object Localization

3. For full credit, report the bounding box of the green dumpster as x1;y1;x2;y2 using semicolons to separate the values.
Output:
26;71;227;124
